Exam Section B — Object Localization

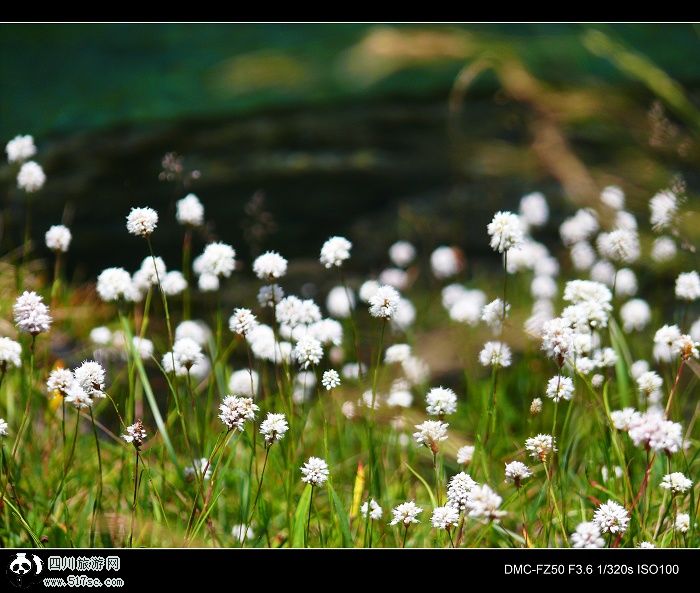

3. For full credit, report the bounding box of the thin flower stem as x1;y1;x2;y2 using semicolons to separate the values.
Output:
665;360;685;417
128;450;140;547
306;486;315;547
89;409;103;546
241;446;271;548
402;524;409;548
543;460;568;545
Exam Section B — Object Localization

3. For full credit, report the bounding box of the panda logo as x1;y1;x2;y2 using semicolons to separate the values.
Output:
9;553;32;575
6;553;42;588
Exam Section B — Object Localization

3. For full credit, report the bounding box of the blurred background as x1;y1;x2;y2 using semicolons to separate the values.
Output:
1;23;699;284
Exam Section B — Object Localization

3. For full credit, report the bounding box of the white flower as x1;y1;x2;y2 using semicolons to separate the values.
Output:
430;246;462;279
276;296;321;328
219;395;259;431
45;225;72;252
504;461;532;486
260;412;288;445
385;344;411;364
630;360;649;380
390;501;423;526
673;334;699;360
198;273;219;292
560;209;599;245
74;360;107;398
650;190;677;231
122;420;147;448
615;268;637;297
392;298;416;330
13;291;51;335
401;356;430;385
175;320;211;346
368;285;400;319
590;260;616;287
570;241;596;270
0;337;22;370
601;185;625;210
321;369;341;391
530;398;543;415
628;410;682;454
389;241;416;267
229;308;258;336
571;521;605;548
294;335;323;369
6;134;36;163
621;299;651;332
478;341;511;368
308;319;343;347
0;418;7;437
46;368;73;395
257;284;284;308
636;371;662;399
320;236;352;268
361;499;383;520
198;242;236;278
161;271;187;296
325;286;355;318
481;298;509;332
519;192;549;227
126;207;158;237
466;484;506;520
610;408;640;431
358;280;380;303
176;193;204;226
456;446;475;465
387;383;413;408
675;513;690;533
525;434;556;461
446;472;476;512
231;524;255;542
379;267;409;290
593;500;629;534
301;456;329;486
653;324;681;362
531;275;557;300
431;505;459;529
545;375;574;403
228;369;259;397
97;267;137;302
487;211;523;254
131;337;153;360
173;337;204;370
596;229;640;264
651;236;676;263
675;271;700;301
660;472;692;494
184;458;212;482
17;161;45;192
413;420;448;451
253;251;287;279
65;383;93;409
541;317;574;365
425;386;457;416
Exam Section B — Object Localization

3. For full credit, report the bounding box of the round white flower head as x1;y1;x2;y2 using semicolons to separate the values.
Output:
413;420;448;452
430;246;462;279
425;386;457;416
228;369;259;397
229;308;258;336
387;381;413;408
309;319;343;347
126;207;158;237
0;418;7;437
198;273;219;292
17;161;45;192
675;513;690;533
326;285;355;318
431;505;459;529
630;360;649;380
392;298;415;330
446;472;477;511
358;280;380;303
361;498;383;521
651;236;676;263
660;472;692;494
367;285;400;319
560;208;599;245
89;326;112;346
531;275;557;300
479;341;512;368
161;271;187;296
260;412;288;445
175;320;211;346
13;291;51;335
457;445;475;465
593;500;629;535
65;382;93;409
519;192;549;227
301;456;329;486
320;236;352;268
675;271;700;301
481;298;509;332
199;242;236;278
218;395;259;431
650;190;677;231
74;360;107;399
173;337;204;370
381;266;408;290
46;368;73;396
530;397;543;415
321;369;341;391
253;251;287;280
294;335;323;369
636;371;662;399
571;521;605;548
601;185;625;210
385;344;411;364
6;134;36;163
45;225;72;253
621;299;651;332
570;241;596;270
541;317;574;366
401;356;430;386
0;337;22;370
122;419;147;449
97;267;137;302
525;434;557;461
390;501;423;526
389;240;416;268
674;334;699;360
487;211;523;253
258;284;284;308
448;291;486;326
653;324;682;362
610;408;641;431
638;541;655;549
628;410;683;454
504;461;532;487
131;337;154;360
132;256;167;292
176;193;204;226
545;375;574;403
184;458;213;482
615;268;637;297
596;229;640;264
466;484;506;520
